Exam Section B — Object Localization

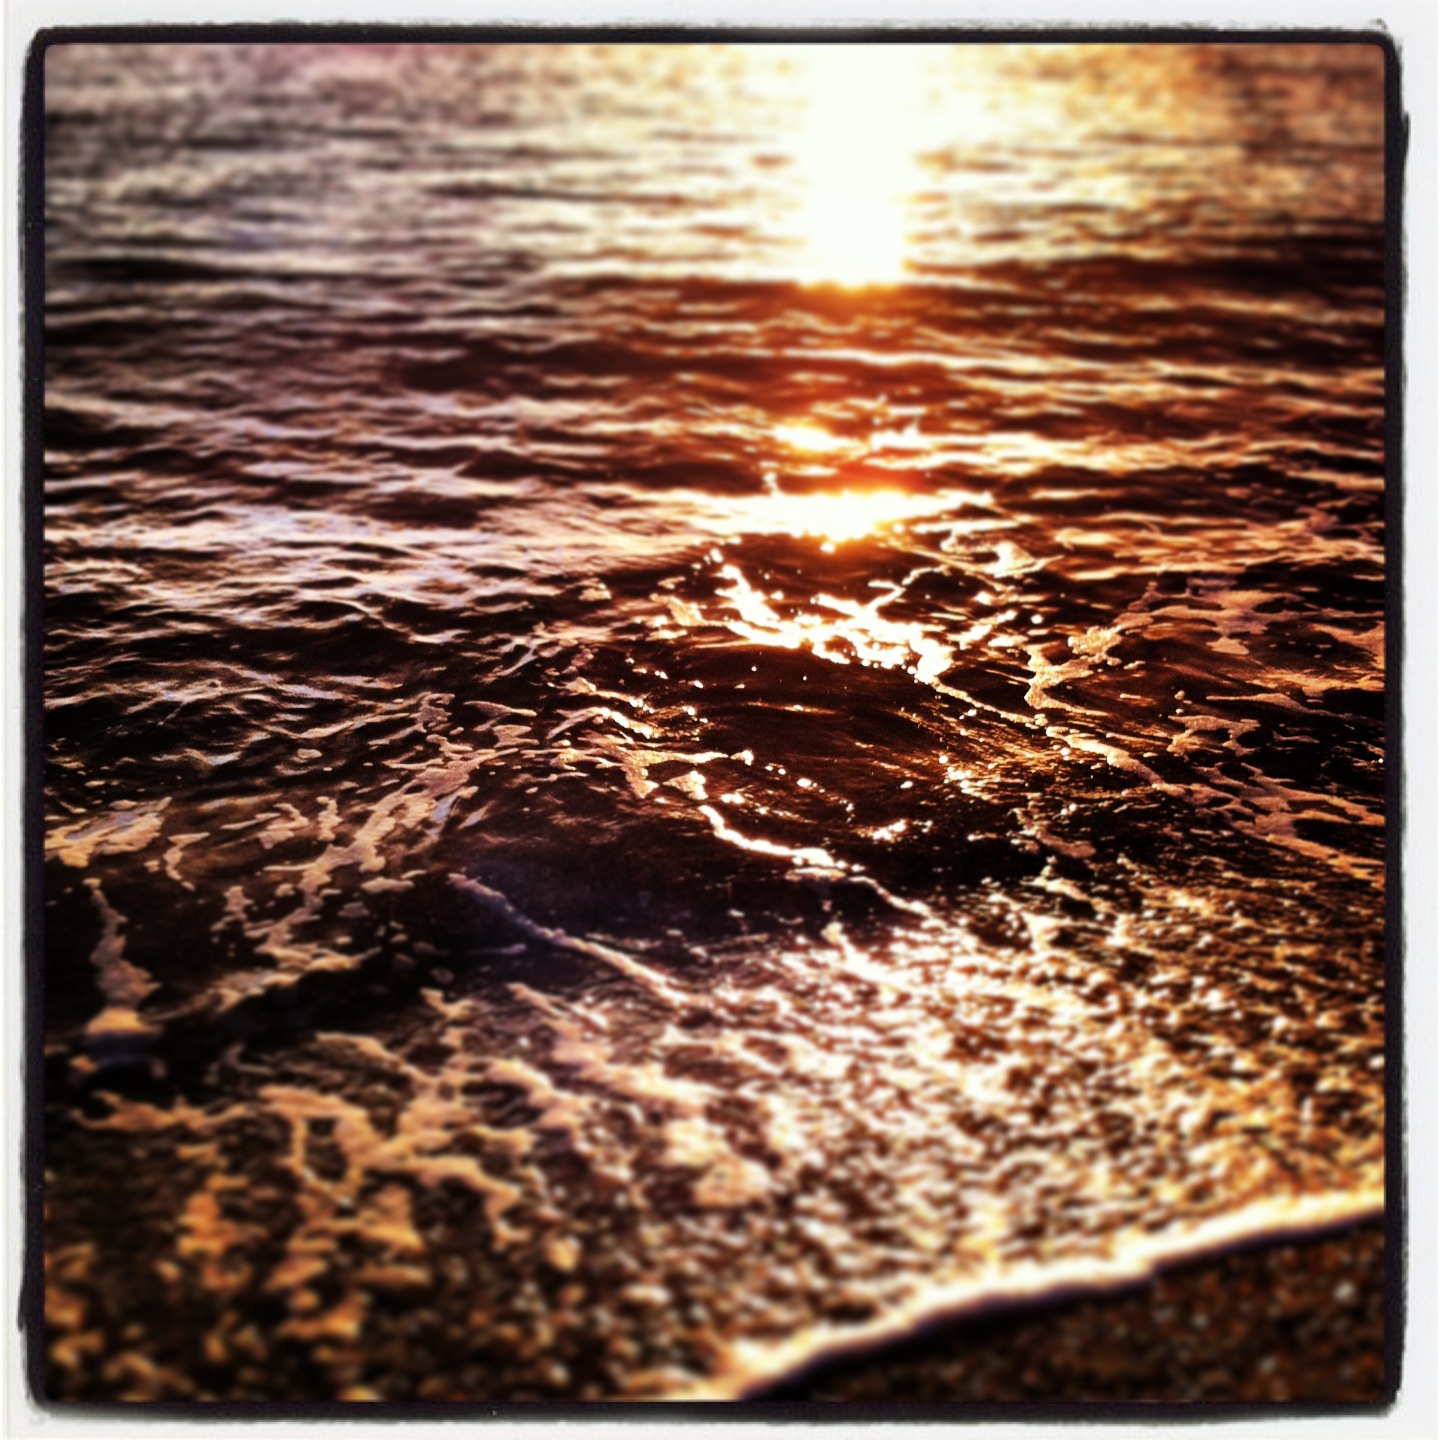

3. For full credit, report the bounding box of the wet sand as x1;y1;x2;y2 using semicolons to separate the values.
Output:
766;1220;1387;1405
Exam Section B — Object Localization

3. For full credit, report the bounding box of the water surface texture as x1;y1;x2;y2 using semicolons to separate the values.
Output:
41;41;1387;1401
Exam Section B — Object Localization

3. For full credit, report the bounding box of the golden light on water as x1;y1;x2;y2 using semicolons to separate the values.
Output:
772;422;856;456
758;418;993;547
787;46;932;286
751;486;938;545
714;562;954;680
42;39;1389;1407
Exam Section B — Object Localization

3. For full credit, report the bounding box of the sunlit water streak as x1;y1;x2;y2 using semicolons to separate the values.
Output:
42;40;1386;1401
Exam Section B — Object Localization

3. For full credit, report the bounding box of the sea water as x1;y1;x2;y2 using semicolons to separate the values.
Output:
41;41;1387;1400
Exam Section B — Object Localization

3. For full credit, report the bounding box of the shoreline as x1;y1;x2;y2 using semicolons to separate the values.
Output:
765;1218;1388;1405
652;1190;1387;1402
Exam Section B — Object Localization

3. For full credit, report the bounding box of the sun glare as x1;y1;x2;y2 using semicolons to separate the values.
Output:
770;487;917;544
699;480;986;551
787;47;932;287
772;422;856;455
722;417;994;549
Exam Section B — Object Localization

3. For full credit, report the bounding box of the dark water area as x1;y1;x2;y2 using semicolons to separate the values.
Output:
40;41;1387;1401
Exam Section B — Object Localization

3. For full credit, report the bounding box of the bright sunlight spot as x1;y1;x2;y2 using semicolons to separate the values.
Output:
787;46;933;287
773;422;857;455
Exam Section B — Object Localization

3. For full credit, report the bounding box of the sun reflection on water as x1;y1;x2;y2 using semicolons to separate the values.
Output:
736;415;997;550
713;562;956;680
786;46;934;287
750;487;948;546
772;422;857;456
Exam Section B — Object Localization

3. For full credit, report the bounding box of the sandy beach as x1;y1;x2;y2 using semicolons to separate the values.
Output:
771;1220;1387;1404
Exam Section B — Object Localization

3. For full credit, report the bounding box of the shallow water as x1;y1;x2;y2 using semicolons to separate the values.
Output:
41;40;1387;1401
